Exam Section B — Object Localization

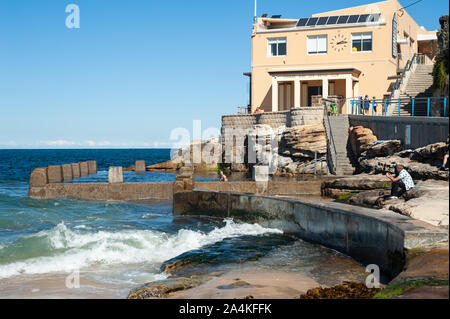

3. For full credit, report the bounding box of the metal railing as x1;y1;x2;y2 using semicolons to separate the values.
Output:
349;96;449;117
322;98;339;174
390;53;431;101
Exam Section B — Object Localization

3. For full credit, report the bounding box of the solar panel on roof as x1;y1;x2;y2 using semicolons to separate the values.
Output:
347;15;360;23
337;15;349;24
297;18;309;27
358;14;370;23
326;16;339;24
306;17;319;26
316;16;329;25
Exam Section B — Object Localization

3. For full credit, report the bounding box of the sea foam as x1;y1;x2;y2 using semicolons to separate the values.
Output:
0;219;282;279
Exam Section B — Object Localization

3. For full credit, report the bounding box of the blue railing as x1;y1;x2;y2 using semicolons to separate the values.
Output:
349;96;449;117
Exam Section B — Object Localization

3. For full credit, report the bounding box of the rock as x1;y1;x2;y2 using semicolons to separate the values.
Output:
147;160;182;172
170;137;222;171
358;155;449;181
349;126;377;156
127;277;204;299
341;179;449;228
412;142;448;161
299;281;381;299
279;124;326;159
363;140;403;158
322;174;391;196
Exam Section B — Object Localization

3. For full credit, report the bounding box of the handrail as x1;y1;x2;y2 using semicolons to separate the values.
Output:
322;98;338;174
390;53;417;101
348;96;449;117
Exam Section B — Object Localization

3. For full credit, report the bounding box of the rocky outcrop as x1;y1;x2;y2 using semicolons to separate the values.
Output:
147;160;182;172
358;142;449;181
250;124;328;177
321;174;390;198
348;126;377;157
362;140;403;158
334;178;449;228
279;124;327;159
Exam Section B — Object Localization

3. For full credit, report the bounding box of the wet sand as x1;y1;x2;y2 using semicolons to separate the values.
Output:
168;268;321;299
0;272;122;299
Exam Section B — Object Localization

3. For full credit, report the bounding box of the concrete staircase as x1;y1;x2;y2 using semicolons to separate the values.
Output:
324;115;356;175
397;64;434;116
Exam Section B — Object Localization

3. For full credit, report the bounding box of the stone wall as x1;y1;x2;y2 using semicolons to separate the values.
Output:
221;107;324;132
28;180;322;201
28;182;174;201
29;161;98;186
348;115;449;149
173;190;448;278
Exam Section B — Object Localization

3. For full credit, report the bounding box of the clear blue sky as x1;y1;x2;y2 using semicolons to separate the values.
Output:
0;0;448;148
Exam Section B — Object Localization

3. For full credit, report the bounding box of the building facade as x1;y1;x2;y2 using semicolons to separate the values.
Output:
249;0;438;114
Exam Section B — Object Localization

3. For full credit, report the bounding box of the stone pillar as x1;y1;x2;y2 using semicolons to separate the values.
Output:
345;76;353;114
87;160;97;174
353;80;359;99
71;163;81;178
62;164;73;181
80;162;89;177
108;167;123;184
135;160;146;173
272;77;278;112
301;83;308;107
294;79;301;108
47;165;63;183
322;78;329;100
29;168;48;187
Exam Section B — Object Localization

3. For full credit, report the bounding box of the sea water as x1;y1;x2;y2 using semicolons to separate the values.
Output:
0;149;366;298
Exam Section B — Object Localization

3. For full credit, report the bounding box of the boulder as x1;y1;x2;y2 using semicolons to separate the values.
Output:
363;140;403;158
147;160;182;172
358;155;449;181
349;126;377;156
279;124;326;159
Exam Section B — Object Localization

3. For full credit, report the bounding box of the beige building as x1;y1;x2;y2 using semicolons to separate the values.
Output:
248;0;438;114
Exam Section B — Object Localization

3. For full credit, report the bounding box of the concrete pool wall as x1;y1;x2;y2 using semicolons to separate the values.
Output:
173;190;448;277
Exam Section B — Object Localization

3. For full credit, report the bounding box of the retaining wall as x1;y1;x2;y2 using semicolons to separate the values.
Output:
174;190;448;278
221;107;323;131
349;115;449;149
28;180;322;201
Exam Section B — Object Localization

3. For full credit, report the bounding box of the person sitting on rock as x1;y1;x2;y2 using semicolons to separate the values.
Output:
219;170;228;182
386;165;415;199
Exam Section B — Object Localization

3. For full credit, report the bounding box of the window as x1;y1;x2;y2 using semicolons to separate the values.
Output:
268;38;287;56
307;35;327;54
352;33;372;52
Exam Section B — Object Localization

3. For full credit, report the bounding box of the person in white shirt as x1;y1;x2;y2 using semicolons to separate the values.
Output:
386;165;415;199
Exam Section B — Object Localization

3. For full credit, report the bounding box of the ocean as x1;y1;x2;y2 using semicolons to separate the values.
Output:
0;149;366;298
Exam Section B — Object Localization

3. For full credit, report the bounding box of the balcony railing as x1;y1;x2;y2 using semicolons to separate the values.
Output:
349;96;449;117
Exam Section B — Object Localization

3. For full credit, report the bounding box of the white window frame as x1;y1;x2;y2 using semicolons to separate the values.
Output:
307;35;328;55
267;37;287;57
351;32;373;53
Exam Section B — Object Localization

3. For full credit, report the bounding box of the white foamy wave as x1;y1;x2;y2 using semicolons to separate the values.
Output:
0;219;282;279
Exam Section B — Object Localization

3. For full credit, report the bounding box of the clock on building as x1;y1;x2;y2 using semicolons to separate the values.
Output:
330;34;348;52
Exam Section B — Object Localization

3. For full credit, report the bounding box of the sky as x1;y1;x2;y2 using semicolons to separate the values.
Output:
0;0;448;149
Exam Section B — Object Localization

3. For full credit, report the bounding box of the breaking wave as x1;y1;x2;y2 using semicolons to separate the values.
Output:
0;219;282;279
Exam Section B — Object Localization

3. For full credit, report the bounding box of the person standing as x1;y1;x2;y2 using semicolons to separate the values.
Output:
363;95;370;115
